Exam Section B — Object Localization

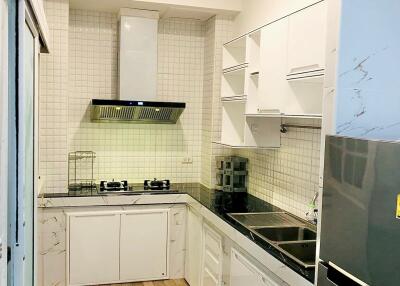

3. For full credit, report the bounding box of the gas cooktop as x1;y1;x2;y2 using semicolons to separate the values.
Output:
97;179;172;194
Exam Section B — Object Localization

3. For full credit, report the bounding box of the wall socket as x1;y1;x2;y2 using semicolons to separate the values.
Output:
182;157;193;164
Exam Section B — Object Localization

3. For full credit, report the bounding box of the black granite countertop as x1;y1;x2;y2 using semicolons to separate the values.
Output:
41;183;316;282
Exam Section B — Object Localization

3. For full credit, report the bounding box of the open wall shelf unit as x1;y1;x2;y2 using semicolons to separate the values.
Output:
218;1;327;149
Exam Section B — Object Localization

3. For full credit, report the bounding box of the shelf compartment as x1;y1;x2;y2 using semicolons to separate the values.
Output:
223;35;247;70
220;101;246;147
221;67;247;99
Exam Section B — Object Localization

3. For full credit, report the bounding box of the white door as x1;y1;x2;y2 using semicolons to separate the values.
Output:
185;207;203;286
201;223;223;286
120;210;169;282
287;1;327;76
0;0;8;283
68;212;120;286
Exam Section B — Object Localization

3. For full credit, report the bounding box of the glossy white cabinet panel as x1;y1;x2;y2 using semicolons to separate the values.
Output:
119;13;158;101
68;212;120;286
258;18;290;114
258;15;323;116
120;210;168;281
287;1;327;76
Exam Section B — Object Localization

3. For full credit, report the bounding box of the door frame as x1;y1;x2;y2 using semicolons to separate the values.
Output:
25;5;40;286
11;1;40;285
0;0;9;284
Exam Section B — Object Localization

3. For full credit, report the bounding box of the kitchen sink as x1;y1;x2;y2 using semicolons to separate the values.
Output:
228;211;317;268
227;212;304;227
278;241;316;268
253;226;316;242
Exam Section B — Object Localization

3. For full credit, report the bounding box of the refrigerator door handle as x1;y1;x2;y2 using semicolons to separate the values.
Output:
318;262;370;286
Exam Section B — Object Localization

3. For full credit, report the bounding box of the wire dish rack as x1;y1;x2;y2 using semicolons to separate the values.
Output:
68;151;97;192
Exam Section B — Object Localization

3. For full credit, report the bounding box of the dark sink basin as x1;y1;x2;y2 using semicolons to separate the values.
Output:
253;226;316;242
278;241;316;268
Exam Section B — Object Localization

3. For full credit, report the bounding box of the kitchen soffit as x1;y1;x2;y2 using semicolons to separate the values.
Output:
69;0;242;20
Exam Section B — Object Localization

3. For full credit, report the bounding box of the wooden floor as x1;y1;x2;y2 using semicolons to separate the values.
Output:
102;279;189;286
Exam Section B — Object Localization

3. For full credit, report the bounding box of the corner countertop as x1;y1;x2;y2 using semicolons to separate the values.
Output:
39;183;315;283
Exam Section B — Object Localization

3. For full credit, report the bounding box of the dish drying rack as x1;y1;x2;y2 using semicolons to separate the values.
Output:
68;151;96;192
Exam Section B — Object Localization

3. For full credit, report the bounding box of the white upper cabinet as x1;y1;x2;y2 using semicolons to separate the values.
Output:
255;3;325;117
287;1;327;79
218;2;326;148
258;17;290;115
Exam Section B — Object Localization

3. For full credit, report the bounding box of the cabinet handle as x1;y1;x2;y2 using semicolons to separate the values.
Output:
288;64;321;75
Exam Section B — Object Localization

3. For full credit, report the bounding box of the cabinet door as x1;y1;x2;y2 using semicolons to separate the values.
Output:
185;207;203;286
258;18;290;113
230;249;261;286
287;1;327;75
120;210;168;282
201;224;223;286
230;249;280;286
69;212;120;286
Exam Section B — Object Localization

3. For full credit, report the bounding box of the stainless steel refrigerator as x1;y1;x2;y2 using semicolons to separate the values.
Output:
318;135;400;286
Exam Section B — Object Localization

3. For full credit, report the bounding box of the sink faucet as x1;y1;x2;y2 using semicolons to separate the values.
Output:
306;191;319;225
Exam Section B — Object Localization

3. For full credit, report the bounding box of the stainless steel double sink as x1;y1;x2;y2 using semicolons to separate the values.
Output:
227;212;317;268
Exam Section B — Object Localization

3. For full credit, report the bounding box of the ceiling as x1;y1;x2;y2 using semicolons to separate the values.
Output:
69;0;242;21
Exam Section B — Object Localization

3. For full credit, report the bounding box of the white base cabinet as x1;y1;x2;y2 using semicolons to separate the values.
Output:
69;213;120;286
201;224;223;286
185;207;203;286
120;211;168;281
67;209;169;286
230;249;279;286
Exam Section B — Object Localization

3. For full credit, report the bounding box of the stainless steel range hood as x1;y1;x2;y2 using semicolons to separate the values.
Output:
91;99;185;124
90;8;185;124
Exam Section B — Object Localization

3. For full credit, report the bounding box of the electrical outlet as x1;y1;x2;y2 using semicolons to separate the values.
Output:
182;157;193;164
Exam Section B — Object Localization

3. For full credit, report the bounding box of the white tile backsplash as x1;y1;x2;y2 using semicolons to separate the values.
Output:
234;118;321;218
39;2;321;217
68;12;205;187
39;0;69;194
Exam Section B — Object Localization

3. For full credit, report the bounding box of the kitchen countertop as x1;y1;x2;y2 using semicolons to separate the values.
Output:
40;183;316;283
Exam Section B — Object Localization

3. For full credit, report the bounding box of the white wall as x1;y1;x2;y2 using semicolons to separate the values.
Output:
232;0;320;37
39;0;207;193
